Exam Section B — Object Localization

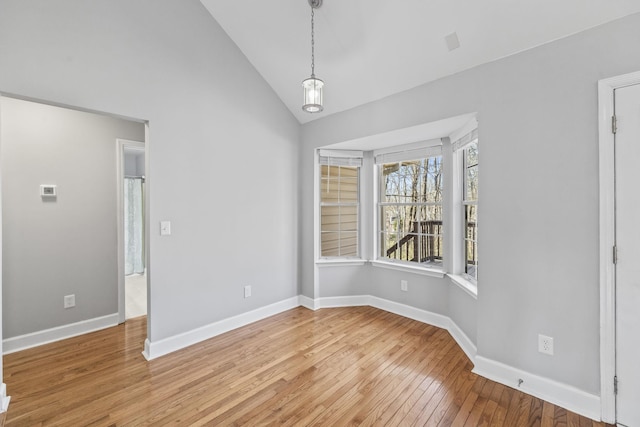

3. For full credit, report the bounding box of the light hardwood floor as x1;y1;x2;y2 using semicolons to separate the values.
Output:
3;306;611;426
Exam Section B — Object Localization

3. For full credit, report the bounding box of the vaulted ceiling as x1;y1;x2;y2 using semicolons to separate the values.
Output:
200;0;640;124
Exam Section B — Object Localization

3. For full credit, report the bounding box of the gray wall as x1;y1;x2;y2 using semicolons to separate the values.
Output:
0;0;300;347
301;13;640;395
1;97;144;338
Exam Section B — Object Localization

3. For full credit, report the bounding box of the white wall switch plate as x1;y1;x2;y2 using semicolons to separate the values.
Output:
401;280;408;292
160;221;171;236
64;294;75;309
244;285;251;298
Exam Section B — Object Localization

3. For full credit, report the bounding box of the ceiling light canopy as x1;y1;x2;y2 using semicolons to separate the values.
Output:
302;0;324;113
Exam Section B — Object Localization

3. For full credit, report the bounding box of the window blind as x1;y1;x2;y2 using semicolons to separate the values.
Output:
318;149;363;166
374;145;442;164
452;128;478;152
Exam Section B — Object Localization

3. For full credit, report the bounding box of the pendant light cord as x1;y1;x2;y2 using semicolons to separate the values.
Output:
310;6;315;78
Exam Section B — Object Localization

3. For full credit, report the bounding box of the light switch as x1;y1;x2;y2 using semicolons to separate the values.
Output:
160;221;171;236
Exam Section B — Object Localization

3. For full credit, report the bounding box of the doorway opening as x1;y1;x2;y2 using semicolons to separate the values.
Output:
118;141;147;320
0;94;149;354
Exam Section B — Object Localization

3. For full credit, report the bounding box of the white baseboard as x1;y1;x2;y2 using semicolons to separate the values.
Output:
316;295;370;308
0;383;9;413
367;296;451;330
446;319;477;363
473;356;601;421
142;296;301;360
298;295;317;310
2;313;119;355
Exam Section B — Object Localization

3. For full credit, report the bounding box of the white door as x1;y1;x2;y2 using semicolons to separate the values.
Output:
615;83;640;427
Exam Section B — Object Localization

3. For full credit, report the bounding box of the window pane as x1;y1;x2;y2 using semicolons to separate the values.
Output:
339;232;358;257
378;155;443;268
320;178;339;203
464;143;478;202
321;232;340;257
465;239;477;280
465;142;478;167
462;141;479;281
465;205;477;238
320;163;359;258
464;204;478;279
340;177;358;202
321;231;358;257
423;157;444;203
321;206;340;231
320;165;358;203
340;205;358;232
425;234;443;267
465;165;478;201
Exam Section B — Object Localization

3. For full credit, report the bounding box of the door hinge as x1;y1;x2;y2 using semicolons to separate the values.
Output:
614;376;618;394
612;115;617;134
613;245;618;264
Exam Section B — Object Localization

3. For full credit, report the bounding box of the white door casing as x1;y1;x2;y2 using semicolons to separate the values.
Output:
598;71;640;425
614;83;640;427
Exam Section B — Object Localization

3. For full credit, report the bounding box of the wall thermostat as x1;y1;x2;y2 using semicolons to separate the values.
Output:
40;184;57;197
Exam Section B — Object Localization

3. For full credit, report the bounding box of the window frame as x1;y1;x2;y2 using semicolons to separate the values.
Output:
373;144;445;273
316;149;364;261
450;123;479;290
461;140;478;284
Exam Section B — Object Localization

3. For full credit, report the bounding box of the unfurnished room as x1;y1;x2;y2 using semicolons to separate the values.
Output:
1;1;640;426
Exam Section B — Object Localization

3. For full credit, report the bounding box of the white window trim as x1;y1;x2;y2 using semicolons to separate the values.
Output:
371;259;445;278
448;273;478;299
373;141;445;271
315;148;365;262
451;119;479;286
316;258;367;267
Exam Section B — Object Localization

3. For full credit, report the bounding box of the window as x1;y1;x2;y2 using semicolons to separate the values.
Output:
319;151;362;258
376;147;443;269
454;129;478;282
314;116;478;290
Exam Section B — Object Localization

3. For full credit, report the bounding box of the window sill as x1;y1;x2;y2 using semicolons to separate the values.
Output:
370;260;445;278
448;274;478;299
316;259;368;267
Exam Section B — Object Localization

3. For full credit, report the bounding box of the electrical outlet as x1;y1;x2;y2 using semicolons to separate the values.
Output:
538;334;554;355
64;294;76;309
401;280;408;292
244;285;251;298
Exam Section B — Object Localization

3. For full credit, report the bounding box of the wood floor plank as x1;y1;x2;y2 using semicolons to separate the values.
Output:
2;306;614;427
541;401;556;427
488;385;513;427
382;339;463;426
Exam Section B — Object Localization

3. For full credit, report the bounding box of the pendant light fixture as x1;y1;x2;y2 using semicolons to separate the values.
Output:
302;0;324;113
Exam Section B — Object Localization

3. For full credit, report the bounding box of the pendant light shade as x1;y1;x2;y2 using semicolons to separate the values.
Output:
302;76;324;113
302;0;324;113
